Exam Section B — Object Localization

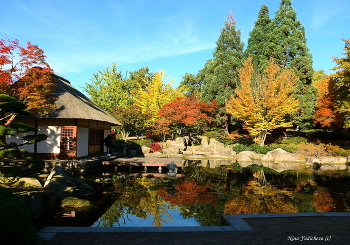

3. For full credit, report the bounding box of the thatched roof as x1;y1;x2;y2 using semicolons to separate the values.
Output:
34;74;121;126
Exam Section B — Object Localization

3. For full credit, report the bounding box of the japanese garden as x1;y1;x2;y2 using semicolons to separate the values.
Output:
0;0;349;244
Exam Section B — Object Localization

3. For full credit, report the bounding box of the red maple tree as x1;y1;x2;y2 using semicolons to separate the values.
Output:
313;75;343;129
0;39;56;115
157;96;216;136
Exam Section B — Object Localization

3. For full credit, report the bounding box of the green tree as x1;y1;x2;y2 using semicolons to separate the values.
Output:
112;105;150;140
201;12;244;131
127;67;154;91
332;38;350;127
245;5;274;71
0;94;47;162
179;72;203;96
83;63;129;112
269;0;316;128
83;65;153;112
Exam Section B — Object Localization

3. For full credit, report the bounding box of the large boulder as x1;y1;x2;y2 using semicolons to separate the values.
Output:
44;166;96;199
261;148;306;163
17;177;42;187
200;136;210;148
164;137;187;153
141;145;151;154
208;138;225;153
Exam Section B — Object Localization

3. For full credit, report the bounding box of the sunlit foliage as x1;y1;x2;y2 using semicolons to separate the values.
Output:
226;57;299;145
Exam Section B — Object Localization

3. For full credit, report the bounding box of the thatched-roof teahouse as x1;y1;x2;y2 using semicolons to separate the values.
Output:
8;74;121;159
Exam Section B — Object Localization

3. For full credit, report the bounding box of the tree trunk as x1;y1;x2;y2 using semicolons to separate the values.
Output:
255;130;267;146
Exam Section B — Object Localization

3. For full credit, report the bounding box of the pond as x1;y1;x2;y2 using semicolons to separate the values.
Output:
93;161;350;227
44;160;350;228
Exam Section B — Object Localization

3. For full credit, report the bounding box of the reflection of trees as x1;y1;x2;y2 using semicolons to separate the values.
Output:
313;187;335;212
158;181;224;226
225;180;298;214
94;176;174;227
158;181;216;205
94;166;350;227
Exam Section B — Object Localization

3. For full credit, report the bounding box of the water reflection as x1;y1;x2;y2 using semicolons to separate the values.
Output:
93;162;350;227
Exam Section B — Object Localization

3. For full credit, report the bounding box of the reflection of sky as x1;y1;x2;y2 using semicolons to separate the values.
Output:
92;207;200;227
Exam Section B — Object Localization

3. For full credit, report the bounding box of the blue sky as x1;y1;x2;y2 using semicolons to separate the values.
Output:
1;0;349;90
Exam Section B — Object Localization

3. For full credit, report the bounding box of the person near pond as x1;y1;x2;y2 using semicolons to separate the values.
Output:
103;134;115;156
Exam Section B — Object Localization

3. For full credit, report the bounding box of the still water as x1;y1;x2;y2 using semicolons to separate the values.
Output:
87;161;350;227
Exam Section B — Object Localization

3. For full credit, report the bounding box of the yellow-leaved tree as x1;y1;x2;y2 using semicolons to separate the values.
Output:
226;57;299;145
133;70;183;126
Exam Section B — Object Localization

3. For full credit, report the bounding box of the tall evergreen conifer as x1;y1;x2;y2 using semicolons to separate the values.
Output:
269;0;317;128
201;12;244;130
245;5;273;71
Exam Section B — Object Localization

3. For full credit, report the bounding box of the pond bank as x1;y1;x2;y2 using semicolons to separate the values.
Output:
39;213;350;245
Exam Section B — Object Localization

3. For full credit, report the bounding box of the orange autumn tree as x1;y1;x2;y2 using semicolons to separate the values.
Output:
331;38;350;127
313;73;343;129
226;57;299;145
157;96;216;136
0;39;56;116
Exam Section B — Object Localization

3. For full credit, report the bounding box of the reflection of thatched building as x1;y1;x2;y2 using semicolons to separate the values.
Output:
8;74;121;159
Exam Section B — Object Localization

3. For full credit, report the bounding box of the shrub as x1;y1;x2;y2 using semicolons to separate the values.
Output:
325;145;350;157
150;142;162;152
114;138;127;149
0;187;39;245
130;138;152;147
232;144;250;153
279;136;308;145
25;156;45;170
232;143;295;154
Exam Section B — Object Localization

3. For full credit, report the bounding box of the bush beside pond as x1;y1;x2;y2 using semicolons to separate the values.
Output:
0;187;39;245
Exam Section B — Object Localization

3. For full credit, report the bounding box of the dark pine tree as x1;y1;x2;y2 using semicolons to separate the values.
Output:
201;11;244;131
269;0;317;128
245;5;274;71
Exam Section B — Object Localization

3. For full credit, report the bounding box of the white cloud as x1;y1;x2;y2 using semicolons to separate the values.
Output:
311;0;350;32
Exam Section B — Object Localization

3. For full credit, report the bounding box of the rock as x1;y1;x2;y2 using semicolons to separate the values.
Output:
237;151;258;160
17;177;42;187
209;138;225;153
262;148;306;163
318;156;347;165
165;137;187;152
162;148;177;155
44;166;96;200
200;136;209;148
129;150;138;157
217;147;236;157
141;145;151;154
319;165;348;171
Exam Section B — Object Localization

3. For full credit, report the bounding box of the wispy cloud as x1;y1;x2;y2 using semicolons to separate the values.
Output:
310;0;350;33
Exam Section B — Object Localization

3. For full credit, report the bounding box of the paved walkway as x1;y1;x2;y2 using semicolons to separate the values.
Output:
39;212;350;245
